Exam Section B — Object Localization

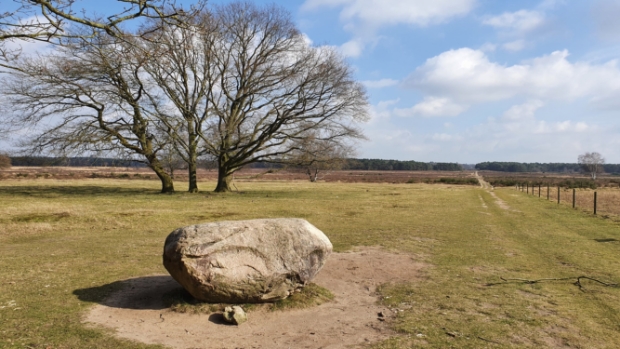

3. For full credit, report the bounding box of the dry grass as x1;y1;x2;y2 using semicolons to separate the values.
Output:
0;166;476;185
1;178;620;348
518;185;620;218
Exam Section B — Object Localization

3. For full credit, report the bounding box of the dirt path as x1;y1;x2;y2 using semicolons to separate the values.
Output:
475;172;514;211
84;247;426;349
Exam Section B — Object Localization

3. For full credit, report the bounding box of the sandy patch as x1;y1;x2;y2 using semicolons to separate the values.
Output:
488;191;515;211
83;247;426;349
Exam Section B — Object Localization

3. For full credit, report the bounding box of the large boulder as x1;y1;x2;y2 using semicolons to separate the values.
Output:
163;218;332;303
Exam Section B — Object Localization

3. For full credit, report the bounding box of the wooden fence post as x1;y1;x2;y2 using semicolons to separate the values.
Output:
557;186;560;204
527;183;529;194
572;189;576;209
594;191;597;215
547;185;550;200
539;185;541;198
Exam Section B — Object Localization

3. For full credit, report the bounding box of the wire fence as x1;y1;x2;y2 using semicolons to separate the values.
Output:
515;184;620;216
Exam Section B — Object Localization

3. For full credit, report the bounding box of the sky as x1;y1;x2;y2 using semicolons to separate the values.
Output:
3;0;620;164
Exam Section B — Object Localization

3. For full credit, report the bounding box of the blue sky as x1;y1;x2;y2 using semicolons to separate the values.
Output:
4;0;620;164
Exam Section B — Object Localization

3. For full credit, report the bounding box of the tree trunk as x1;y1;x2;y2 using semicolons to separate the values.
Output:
308;168;319;182
148;158;175;193
152;167;175;193
187;127;199;193
188;152;198;193
215;168;233;192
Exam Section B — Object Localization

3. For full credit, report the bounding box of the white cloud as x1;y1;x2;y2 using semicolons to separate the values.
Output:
502;100;544;121
480;43;497;52
302;0;476;27
302;0;476;57
482;10;546;34
533;120;592;134
367;99;399;123
503;39;527;52
339;39;364;57
362;78;399;89
394;97;467;117
405;48;620;107
481;7;553;52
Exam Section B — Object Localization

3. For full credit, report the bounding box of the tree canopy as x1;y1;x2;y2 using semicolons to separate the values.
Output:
1;1;369;192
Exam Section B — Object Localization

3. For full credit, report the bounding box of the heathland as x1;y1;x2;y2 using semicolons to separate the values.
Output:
2;172;620;348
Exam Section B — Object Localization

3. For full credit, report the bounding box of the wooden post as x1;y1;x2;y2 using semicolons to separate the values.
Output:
527;183;529;194
547;185;550;200
539;185;541;198
557;186;560;204
594;191;597;215
572;189;576;208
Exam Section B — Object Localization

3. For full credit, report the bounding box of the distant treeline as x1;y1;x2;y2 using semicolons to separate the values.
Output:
10;156;146;167
9;156;464;171
475;162;620;174
343;159;462;171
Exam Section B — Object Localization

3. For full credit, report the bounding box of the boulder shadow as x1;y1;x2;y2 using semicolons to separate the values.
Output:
73;275;184;310
208;313;236;326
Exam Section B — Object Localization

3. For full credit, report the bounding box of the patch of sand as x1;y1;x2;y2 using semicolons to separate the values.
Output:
84;247;426;349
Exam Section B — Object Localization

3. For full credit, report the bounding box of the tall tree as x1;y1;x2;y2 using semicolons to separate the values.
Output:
137;9;218;192
201;2;368;192
3;30;176;192
578;152;605;180
2;2;369;193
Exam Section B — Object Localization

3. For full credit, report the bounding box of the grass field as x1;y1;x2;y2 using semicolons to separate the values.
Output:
2;178;620;348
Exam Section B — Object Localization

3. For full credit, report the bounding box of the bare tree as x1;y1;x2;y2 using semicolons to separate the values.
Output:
3;30;177;192
578;152;605;180
288;131;356;182
200;2;368;192
136;9;217;192
2;2;369;193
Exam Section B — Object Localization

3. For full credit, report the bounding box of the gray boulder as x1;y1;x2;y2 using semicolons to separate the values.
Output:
163;218;332;303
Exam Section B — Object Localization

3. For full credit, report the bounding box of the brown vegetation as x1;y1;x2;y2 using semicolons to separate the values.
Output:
0;153;10;169
0;166;478;185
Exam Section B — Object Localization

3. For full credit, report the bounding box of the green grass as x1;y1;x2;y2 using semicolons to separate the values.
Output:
1;179;620;348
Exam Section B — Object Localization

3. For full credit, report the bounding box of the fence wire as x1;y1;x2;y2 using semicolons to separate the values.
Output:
515;185;620;216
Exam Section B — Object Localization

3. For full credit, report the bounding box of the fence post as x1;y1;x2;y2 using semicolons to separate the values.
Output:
547;185;550;200
572;189;576;208
594;191;597;215
557;186;560;204
539;185;541;198
527;183;529;194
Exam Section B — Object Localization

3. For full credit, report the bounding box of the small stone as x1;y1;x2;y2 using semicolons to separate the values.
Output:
223;306;247;325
